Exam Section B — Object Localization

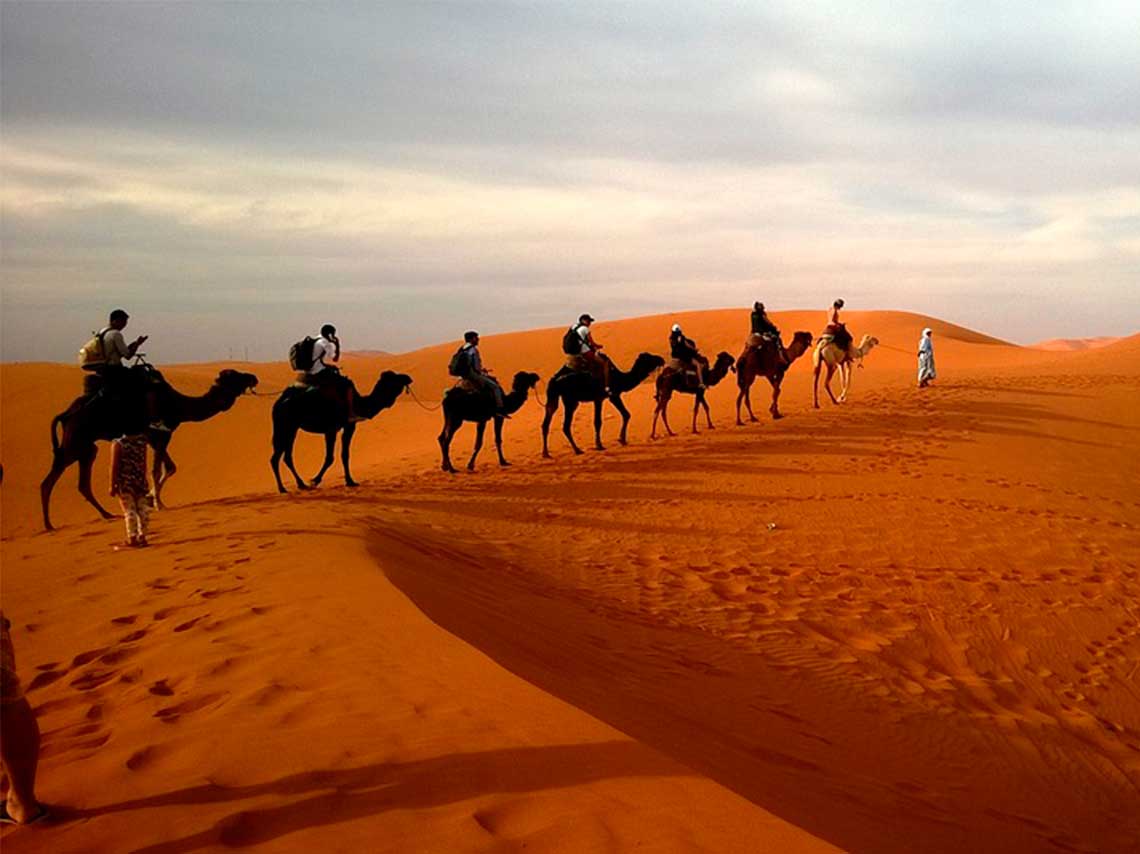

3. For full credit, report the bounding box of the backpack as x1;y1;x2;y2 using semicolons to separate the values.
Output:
78;328;109;369
289;336;317;371
562;326;581;355
448;346;470;377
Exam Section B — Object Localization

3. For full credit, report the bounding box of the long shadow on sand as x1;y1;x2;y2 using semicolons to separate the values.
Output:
79;741;683;852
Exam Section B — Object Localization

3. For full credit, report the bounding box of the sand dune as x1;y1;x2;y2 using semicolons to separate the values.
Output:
3;310;1139;853
1032;336;1122;352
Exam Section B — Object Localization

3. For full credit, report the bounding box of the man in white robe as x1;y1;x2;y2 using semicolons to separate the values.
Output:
918;328;936;387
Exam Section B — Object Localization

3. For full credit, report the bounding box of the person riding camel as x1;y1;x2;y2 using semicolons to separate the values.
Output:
564;313;612;394
454;331;506;416
822;299;852;351
748;302;788;366
667;324;706;390
78;309;165;430
308;324;361;422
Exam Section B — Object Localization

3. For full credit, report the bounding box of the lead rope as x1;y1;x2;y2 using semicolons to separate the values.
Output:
406;386;444;412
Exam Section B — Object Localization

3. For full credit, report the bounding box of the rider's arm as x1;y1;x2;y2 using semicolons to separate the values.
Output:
331;336;341;362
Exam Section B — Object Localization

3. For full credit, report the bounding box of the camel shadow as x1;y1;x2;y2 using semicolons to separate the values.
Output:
72;741;681;852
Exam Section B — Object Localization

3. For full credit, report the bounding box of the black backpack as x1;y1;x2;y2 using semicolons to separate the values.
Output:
448;346;469;377
562;326;581;355
289;336;317;371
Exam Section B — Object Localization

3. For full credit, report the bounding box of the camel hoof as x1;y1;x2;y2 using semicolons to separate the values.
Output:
573;448;584;456
278;487;288;494
772;413;783;420
541;452;552;460
595;445;606;452
345;480;359;488
499;460;512;467
100;511;115;520
297;483;310;491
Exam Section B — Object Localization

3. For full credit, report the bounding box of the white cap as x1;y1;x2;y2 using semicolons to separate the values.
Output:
922;327;932;335
671;323;682;333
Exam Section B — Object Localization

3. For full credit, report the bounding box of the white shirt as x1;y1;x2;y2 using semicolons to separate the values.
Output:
309;336;337;374
574;324;592;355
101;328;131;366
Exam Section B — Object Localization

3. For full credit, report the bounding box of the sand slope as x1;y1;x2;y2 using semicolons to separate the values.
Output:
3;310;1139;853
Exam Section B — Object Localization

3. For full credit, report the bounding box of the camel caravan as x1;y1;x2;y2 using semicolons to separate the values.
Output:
40;301;878;530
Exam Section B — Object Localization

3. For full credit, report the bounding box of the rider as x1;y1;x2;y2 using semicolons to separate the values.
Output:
749;301;788;365
822;299;852;350
668;323;706;389
567;313;612;394
308;324;361;422
81;309;163;429
457;331;506;415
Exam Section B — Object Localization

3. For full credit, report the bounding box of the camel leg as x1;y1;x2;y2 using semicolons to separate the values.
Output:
467;420;486;471
659;392;676;437
272;425;308;492
149;432;174;510
769;375;784;419
593;400;605;451
493;416;510;467
610;395;631;445
40;453;73;532
311;431;338;486
341;424;358;487
438;415;460;473
701;393;714;429
541;400;557;459
691;395;701;433
562;400;584;455
839;362;852;403
823;363;840;405
76;444;115;521
736;379;757;425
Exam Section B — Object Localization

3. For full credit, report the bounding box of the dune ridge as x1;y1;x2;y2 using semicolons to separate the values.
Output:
3;309;1139;853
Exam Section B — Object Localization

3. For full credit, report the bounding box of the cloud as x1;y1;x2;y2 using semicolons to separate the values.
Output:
2;1;1139;360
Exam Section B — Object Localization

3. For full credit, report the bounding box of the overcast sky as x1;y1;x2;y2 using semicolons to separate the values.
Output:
3;1;1138;362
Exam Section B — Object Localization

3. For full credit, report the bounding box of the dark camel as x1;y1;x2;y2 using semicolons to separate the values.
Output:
438;371;540;473
270;370;412;493
734;330;814;424
40;368;259;531
541;352;664;458
650;351;736;438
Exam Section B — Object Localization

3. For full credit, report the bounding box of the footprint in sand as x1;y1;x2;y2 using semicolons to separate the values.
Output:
111;615;139;625
154;692;227;723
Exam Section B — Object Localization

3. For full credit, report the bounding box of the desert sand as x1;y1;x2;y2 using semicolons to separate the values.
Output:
1;309;1138;854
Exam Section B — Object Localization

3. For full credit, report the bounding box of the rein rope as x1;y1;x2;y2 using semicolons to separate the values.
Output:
406;386;444;412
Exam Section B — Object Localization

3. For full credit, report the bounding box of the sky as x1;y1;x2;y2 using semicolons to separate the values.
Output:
2;0;1139;363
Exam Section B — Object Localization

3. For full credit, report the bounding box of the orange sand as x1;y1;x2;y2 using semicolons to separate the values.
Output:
1;309;1138;853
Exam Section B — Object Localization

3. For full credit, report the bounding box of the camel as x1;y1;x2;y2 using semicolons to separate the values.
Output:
650;351;736;438
40;368;259;531
735;331;814;424
438;371;541;473
541;352;664;458
270;370;412;493
812;333;879;408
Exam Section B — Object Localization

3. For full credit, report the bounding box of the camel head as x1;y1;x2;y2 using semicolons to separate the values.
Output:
632;352;667;374
713;351;736;375
511;371;541;393
789;331;814;356
378;371;414;395
215;369;259;396
857;335;879;355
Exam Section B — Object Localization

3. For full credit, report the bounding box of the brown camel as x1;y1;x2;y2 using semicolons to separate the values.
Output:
541;353;665;458
812;333;879;407
438;371;541;473
735;331;814;424
270;370;412;493
650;351;736;438
41;368;259;531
